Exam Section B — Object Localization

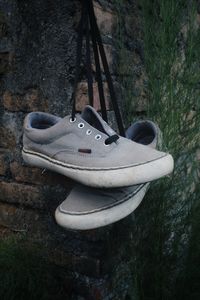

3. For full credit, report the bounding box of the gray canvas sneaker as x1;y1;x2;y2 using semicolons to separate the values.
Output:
55;120;164;230
22;106;174;188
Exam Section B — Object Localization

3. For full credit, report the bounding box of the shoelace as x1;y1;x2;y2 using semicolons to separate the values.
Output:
70;0;125;137
105;134;119;145
87;0;125;136
71;0;86;122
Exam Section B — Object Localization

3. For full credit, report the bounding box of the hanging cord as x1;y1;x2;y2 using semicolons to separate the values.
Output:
71;1;106;120
84;1;108;122
71;0;125;136
71;1;87;121
85;13;94;107
87;0;125;137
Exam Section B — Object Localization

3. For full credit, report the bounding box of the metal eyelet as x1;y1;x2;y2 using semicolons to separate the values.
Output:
95;134;102;140
70;117;76;123
78;123;85;128
86;129;92;135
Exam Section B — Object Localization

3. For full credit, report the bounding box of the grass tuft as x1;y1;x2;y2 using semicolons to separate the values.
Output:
0;236;67;300
115;0;200;299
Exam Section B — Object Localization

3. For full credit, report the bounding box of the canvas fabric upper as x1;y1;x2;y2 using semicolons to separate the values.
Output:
23;106;167;170
58;119;161;215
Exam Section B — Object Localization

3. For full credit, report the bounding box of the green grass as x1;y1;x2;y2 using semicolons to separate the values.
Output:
115;0;200;299
0;236;67;300
137;1;200;299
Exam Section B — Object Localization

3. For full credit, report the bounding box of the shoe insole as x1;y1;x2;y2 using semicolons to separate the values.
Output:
133;132;154;145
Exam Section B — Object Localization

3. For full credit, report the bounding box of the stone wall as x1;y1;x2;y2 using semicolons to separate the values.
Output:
0;1;144;299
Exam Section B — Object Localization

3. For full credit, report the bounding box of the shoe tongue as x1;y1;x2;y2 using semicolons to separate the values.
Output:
81;105;116;136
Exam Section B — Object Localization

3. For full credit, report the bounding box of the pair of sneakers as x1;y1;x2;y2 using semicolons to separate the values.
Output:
22;106;174;230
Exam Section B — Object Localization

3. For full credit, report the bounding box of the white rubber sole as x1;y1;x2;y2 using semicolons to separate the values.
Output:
22;148;174;188
55;184;149;230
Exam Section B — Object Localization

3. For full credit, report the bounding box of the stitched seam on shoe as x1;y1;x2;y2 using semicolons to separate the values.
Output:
22;148;168;171
58;183;148;215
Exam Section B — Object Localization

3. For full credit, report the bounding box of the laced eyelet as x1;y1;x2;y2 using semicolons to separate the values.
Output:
95;134;102;140
70;117;76;123
104;141;110;146
86;129;92;135
78;123;85;128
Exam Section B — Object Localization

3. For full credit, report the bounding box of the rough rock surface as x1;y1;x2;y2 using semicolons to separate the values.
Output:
0;0;144;299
